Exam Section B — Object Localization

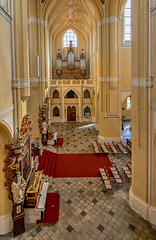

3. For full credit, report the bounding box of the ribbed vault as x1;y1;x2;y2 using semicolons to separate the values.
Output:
42;0;103;40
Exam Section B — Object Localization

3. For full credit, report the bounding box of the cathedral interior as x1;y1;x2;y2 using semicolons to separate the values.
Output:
0;0;156;239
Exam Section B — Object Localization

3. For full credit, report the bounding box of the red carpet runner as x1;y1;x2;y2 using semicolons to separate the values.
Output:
54;153;112;178
40;193;60;224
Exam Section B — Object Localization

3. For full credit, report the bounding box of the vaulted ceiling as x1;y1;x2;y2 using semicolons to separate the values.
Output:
42;0;103;39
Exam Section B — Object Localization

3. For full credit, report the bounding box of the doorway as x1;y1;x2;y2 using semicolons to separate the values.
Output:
67;106;76;121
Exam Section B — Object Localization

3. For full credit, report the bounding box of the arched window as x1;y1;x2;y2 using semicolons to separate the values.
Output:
124;0;131;42
65;90;78;98
53;107;60;117
84;107;91;117
63;29;77;47
53;90;59;98
127;96;131;109
84;90;91;98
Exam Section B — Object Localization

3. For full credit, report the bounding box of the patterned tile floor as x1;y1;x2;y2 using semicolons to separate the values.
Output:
1;122;156;240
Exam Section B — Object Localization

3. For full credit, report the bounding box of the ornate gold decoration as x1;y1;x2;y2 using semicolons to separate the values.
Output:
3;144;21;201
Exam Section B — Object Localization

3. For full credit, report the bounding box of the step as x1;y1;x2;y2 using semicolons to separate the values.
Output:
37;150;46;171
42;151;50;174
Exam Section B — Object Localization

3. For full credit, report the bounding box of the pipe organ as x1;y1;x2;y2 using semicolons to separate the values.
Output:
56;41;86;79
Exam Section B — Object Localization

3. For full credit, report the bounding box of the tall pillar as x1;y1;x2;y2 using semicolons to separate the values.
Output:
98;1;121;144
129;0;156;225
13;0;30;128
27;0;47;138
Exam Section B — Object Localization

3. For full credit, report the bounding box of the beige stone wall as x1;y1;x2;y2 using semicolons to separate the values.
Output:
0;14;12;111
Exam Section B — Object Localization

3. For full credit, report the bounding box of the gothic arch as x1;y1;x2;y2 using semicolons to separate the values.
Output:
52;89;60;98
122;94;131;107
63;88;80;99
84;89;91;98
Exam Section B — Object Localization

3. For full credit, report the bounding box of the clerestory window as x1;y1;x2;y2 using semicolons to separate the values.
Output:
124;0;131;42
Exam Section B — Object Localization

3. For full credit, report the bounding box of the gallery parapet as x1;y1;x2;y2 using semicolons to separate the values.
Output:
51;79;93;86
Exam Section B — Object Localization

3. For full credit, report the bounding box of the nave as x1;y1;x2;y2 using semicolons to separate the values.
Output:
1;122;156;240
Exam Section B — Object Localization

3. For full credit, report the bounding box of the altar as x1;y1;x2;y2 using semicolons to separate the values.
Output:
47;132;58;145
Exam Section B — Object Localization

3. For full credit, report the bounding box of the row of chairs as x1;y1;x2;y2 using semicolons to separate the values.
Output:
123;164;132;181
126;144;131;153
110;165;123;186
93;140;131;155
127;139;132;147
109;142;118;154
92;141;100;154
117;142;128;154
101;143;109;154
126;139;132;153
99;166;113;193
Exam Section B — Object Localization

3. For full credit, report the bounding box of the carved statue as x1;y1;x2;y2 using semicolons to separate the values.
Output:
11;172;26;204
42;120;48;135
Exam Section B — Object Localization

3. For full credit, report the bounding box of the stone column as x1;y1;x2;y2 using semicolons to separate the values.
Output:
98;1;121;144
129;0;156;225
13;0;30;129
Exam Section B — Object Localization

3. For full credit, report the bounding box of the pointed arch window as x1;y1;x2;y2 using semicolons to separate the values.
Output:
124;0;131;42
53;107;60;117
52;90;59;98
63;29;77;47
127;96;131;109
84;90;91;98
84;107;91;117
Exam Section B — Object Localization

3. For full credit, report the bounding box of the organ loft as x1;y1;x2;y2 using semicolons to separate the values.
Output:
56;41;86;79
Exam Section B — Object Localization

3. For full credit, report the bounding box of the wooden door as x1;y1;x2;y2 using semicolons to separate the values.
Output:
71;106;76;121
67;106;72;121
67;106;76;121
